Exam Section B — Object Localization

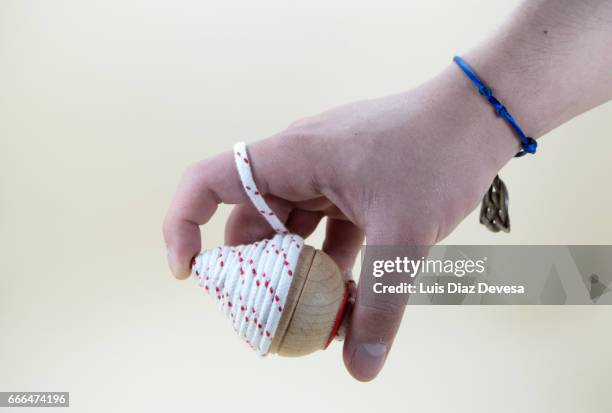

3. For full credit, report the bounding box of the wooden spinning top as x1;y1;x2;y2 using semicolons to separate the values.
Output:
210;142;350;357
269;245;348;357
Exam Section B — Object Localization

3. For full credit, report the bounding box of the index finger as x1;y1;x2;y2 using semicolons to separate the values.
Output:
163;134;320;279
163;151;248;279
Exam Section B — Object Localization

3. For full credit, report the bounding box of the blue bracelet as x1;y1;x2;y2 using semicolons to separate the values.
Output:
453;56;537;157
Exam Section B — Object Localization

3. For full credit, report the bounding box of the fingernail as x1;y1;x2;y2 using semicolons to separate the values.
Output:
350;343;387;381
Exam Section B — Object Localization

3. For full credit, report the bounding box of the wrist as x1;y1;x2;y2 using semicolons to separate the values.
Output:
416;64;522;175
422;0;612;175
461;0;612;151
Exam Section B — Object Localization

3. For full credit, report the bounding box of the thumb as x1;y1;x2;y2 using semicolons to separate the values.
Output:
343;220;431;381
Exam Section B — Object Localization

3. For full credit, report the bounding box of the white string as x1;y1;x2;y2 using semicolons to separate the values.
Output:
191;142;302;355
233;141;288;235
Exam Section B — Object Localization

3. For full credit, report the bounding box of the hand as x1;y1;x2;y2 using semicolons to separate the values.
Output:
164;0;611;381
163;65;521;380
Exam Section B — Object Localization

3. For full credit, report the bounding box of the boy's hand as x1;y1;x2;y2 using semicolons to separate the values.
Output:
163;67;514;380
164;0;612;380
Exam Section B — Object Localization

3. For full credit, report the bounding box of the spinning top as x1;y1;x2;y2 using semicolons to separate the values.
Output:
191;142;349;357
193;237;349;357
264;244;348;356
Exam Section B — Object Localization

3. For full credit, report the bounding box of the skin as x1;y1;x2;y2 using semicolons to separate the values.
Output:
164;0;612;381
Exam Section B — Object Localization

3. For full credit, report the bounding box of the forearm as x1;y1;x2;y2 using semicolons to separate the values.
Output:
428;0;612;169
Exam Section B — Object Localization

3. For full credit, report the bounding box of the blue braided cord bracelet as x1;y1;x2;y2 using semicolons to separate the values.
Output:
453;56;537;157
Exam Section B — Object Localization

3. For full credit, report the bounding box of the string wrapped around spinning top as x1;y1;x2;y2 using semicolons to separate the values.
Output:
191;142;350;357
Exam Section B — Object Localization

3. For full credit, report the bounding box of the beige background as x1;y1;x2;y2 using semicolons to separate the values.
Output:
1;0;611;412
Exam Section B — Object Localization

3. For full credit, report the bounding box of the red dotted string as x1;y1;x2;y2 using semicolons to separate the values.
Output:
189;143;306;355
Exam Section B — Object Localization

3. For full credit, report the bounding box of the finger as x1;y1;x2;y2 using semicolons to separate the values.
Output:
342;284;405;381
163;135;319;279
342;225;420;381
285;209;324;239
164;152;246;279
226;201;324;247
224;196;293;246
322;218;364;274
248;134;321;201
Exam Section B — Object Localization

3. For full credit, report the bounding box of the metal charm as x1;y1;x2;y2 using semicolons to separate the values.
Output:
480;175;510;233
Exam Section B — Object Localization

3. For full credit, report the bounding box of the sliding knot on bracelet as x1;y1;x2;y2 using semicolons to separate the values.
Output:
477;84;492;98
453;56;538;158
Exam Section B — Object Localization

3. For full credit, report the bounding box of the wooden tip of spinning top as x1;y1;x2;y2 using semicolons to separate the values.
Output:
269;245;347;357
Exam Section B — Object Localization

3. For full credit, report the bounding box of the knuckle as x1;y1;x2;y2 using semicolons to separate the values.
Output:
278;130;318;155
183;160;200;177
183;160;206;183
272;130;325;189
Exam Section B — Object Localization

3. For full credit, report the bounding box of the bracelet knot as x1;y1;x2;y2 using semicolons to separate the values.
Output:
478;85;492;98
516;137;538;157
453;55;538;158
